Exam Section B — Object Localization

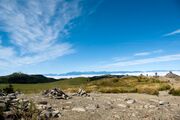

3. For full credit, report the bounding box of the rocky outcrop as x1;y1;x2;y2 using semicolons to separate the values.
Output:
73;88;90;97
165;71;179;78
42;88;70;99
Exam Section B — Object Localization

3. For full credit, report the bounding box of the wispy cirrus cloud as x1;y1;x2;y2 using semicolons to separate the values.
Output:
164;29;180;36
101;54;180;69
0;0;82;67
134;49;163;56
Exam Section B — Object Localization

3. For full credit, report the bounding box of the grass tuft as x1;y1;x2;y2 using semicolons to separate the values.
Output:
169;87;180;96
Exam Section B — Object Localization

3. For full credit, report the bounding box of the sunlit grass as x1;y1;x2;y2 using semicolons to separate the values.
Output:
0;76;173;95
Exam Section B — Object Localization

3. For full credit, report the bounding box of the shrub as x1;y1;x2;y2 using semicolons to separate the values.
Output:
3;84;14;94
85;85;99;93
98;87;137;93
137;86;159;95
169;88;180;96
65;88;79;93
158;84;171;91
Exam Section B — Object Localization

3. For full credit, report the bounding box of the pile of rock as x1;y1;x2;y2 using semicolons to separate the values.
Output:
37;101;61;119
1;94;61;120
165;71;179;78
0;90;5;96
42;88;70;99
0;89;61;120
73;88;90;97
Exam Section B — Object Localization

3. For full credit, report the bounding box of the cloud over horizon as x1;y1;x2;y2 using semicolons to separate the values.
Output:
101;54;180;69
0;0;82;67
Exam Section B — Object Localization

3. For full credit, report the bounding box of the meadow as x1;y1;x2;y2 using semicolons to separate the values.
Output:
0;75;177;95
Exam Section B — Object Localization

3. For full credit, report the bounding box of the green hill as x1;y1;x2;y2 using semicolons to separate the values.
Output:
0;72;56;83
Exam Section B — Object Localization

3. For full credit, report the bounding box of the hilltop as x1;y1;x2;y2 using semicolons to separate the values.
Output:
0;72;56;83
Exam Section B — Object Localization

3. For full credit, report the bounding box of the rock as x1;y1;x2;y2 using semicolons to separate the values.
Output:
3;111;15;119
66;101;72;104
87;97;94;101
36;104;44;110
149;105;156;108
45;104;52;110
41;110;52;118
72;107;86;112
132;113;136;117
0;103;6;111
62;106;71;110
7;93;16;100
0;100;4;103
113;115;120;119
38;101;48;105
86;104;99;110
149;99;159;103
165;71;179;78
159;101;169;105
11;98;19;103
73;88;90;97
42;88;70;100
0;91;5;96
144;104;156;109
117;104;127;108
126;99;136;104
106;101;112;105
52;110;61;118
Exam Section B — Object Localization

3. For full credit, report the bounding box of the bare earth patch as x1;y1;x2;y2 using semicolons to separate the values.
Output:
19;91;180;120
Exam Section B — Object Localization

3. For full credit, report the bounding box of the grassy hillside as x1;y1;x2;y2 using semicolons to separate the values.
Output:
0;75;173;95
84;76;171;95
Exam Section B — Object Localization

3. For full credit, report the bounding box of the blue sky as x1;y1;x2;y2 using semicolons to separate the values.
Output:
0;0;180;75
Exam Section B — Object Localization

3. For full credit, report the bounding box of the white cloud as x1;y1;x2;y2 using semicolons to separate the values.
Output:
0;0;82;67
134;52;150;56
134;49;163;56
102;54;180;69
164;29;180;36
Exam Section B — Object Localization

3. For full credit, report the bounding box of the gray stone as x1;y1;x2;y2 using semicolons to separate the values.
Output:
3;111;15;119
38;101;48;105
52;110;61;118
149;105;156;108
159;101;169;105
149;99;159;103
126;99;136;104
0;102;6;111
86;104;99;110
72;107;86;112
73;88;90;97
41;110;52;118
117;104;127;108
0;100;4;103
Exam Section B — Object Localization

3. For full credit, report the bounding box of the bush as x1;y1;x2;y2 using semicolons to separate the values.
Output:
158;84;171;91
98;87;137;93
137;86;159;95
169;88;180;96
3;84;14;94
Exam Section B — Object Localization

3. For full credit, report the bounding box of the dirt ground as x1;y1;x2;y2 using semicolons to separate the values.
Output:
19;91;180;120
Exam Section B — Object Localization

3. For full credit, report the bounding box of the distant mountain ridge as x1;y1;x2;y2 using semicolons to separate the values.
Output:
45;70;180;76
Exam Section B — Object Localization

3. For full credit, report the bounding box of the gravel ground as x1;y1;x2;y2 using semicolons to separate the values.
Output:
20;91;180;120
